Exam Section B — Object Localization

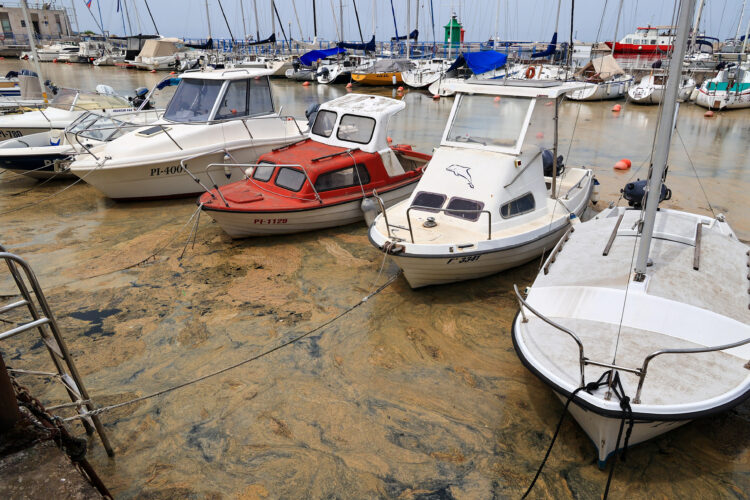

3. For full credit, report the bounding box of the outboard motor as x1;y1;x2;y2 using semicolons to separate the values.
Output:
305;103;321;128
651;59;663;69
44;80;59;95
130;87;151;109
621;179;672;209
541;149;565;177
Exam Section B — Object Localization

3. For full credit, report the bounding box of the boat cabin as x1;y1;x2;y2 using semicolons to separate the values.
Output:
162;68;276;124
409;80;586;227
200;94;428;212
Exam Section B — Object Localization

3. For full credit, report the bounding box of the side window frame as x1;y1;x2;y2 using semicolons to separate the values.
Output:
500;192;536;219
313;164;371;192
274;167;307;192
445;197;485;222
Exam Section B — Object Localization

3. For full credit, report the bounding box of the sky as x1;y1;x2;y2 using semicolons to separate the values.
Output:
70;0;749;44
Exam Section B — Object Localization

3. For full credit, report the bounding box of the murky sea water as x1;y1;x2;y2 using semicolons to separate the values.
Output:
0;61;749;499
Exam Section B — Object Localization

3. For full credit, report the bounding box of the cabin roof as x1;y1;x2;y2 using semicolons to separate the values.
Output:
445;80;587;98
319;94;406;118
180;68;275;80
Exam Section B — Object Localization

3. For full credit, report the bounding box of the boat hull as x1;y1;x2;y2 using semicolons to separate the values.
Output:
694;89;750;110
604;42;673;53
381;222;572;288
203;181;418;238
0;127;51;140
0;152;73;179
71;139;295;200
568;78;632;101
351;72;403;86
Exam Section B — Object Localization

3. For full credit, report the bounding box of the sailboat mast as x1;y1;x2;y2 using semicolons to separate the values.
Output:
252;0;260;40
340;0;344;43
330;0;341;41
494;0;500;45
430;0;435;43
271;0;276;41
69;0;80;34
690;0;705;50
634;0;696;281
406;0;411;59
736;0;746;41
205;0;212;40
20;0;46;102
292;0;303;40
353;0;364;42
611;0;623;55
240;0;248;41
742;18;750;53
372;0;376;39
313;0;318;39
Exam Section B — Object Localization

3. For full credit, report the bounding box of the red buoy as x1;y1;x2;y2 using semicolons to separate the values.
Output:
612;104;622;112
494;96;501;102
614;161;630;170
704;110;714;118
397;86;404;91
432;94;440;100
346;82;353;88
302;81;310;86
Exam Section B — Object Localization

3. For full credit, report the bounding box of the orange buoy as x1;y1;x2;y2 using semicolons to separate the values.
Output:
53;58;58;63
536;132;544;139
432;94;440;99
704;110;714;117
150;69;156;73
620;158;632;168
397;86;404;91
170;71;176;75
544;101;554;106
614;161;630;170
387;137;393;143
493;96;501;102
302;81;310;86
612;104;622;112
346;82;353;88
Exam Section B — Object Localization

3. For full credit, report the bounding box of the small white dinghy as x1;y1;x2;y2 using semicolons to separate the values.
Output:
369;80;596;288
512;0;750;477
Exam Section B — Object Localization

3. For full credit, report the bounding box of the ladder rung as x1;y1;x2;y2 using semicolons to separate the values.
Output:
0;317;50;341
0;299;28;315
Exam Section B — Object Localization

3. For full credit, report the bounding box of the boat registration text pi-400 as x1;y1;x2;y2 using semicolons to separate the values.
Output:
149;165;182;176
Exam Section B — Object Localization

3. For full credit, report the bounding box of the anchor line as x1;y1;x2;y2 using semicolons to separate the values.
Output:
60;271;402;423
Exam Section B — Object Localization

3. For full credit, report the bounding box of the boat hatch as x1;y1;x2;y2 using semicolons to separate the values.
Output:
138;125;167;137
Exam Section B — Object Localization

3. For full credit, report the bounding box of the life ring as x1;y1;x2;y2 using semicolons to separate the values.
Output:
525;66;536;79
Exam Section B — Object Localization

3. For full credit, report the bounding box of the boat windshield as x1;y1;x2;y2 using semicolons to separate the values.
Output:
446;94;532;150
163;79;223;123
67;112;133;142
50;89;131;111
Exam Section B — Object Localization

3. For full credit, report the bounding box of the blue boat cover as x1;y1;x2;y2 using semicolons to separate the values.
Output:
300;47;347;66
531;32;557;58
337;36;376;52
462;51;508;75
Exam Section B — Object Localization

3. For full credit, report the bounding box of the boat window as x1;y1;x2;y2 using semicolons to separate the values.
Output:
163;79;223;123
411;191;447;213
337;114;376;144
447;95;531;149
215;79;249;120
249;76;274;116
500;192;536;218
446;197;485;222
314;164;370;192
312;110;337;137
275;167;306;192
252;162;275;182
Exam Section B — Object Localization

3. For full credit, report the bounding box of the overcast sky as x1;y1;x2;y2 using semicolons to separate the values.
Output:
72;0;748;43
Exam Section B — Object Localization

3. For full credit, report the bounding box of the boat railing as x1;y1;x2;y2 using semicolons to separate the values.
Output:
70;113;166;162
404;206;493;244
514;284;750;404
199;162;323;207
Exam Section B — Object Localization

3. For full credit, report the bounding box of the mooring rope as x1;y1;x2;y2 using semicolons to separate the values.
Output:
61;270;402;423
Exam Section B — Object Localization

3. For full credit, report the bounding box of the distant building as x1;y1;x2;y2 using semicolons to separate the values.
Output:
0;2;73;43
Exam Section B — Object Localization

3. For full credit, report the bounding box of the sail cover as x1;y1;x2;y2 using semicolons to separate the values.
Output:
462;51;508;75
391;29;419;41
247;33;276;46
369;58;415;73
575;55;625;82
337;36;376;52
299;47;346;66
531;32;557;58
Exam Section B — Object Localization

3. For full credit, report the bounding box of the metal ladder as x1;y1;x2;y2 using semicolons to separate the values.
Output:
0;244;113;456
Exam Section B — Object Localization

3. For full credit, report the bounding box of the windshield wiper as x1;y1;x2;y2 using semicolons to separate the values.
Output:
454;135;486;146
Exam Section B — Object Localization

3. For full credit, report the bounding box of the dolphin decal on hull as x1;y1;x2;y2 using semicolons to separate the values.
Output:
446;164;474;188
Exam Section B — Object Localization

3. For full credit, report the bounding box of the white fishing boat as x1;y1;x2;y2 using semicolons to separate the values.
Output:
567;55;634;101
369;80;596;288
628;72;696;104
512;0;750;473
0;86;133;139
68;68;308;201
21;42;80;62
694;64;750;109
402;58;453;89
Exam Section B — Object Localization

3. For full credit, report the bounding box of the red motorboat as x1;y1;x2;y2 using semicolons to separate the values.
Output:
199;94;430;238
605;26;676;54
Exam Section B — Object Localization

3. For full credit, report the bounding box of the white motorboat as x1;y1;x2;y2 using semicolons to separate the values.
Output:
68;68;308;201
0;86;133;139
21;42;80;62
0;108;163;179
127;38;205;71
694;64;750;109
402;58;453;89
512;0;750;473
369;80;596;288
567;55;634;101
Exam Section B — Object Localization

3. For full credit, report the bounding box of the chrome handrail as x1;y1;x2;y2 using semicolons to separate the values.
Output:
404;206;492;244
371;190;392;239
634;336;750;403
513;285;586;387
